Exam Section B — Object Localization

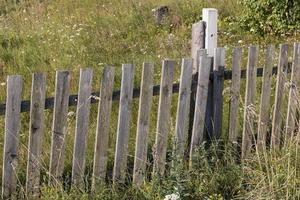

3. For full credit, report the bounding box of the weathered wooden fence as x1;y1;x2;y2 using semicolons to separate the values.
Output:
0;8;300;199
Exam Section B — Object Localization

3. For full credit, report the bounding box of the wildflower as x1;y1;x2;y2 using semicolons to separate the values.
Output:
0;82;5;86
238;40;243;44
164;192;180;200
67;111;75;117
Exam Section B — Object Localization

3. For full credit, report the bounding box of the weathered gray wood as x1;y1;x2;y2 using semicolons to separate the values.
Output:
228;47;242;143
132;63;154;187
271;44;288;148
257;45;274;151
71;68;93;187
189;50;212;166
152;60;175;176
191;21;205;73
2;75;23;199
173;58;193;159
26;73;46;197
49;71;71;184
285;43;300;142
92;66;115;188
242;46;258;159
213;48;225;139
113;64;135;183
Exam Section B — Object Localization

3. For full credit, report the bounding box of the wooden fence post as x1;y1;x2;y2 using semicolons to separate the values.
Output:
49;71;71;184
132;63;154;187
113;64;135;183
2;75;23;199
242;46;258;159
72;68;93;187
202;8;218;57
285;43;300;143
92;66;115;188
228;47;242;143
153;60;175;176
271;44;288;149
26;73;46;197
257;45;274;151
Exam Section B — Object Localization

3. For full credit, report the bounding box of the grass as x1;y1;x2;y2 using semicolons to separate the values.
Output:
0;0;299;199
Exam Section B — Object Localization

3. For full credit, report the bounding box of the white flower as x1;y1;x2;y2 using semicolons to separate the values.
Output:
0;82;5;86
238;40;243;44
164;192;180;200
67;111;75;117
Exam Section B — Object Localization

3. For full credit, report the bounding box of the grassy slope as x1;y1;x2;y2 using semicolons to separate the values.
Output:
0;0;299;199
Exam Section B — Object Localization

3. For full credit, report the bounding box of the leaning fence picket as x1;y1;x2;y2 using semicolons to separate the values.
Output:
242;46;258;159
113;64;135;183
153;60;175;176
285;43;300;142
257;45;274;151
271;44;288;148
2;75;23;199
133;63;154;187
92;66;115;188
26;73;46;197
72;68;93;187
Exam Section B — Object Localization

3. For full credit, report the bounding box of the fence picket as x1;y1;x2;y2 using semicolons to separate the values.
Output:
271;44;288;148
228;47;242;143
113;64;135;183
285;43;300;142
189;50;212;166
49;71;71;184
26;73;46;197
257;45;274;151
153;60;175;176
2;75;23;199
242;46;258;159
92;66;115;188
133;63;154;187
71;68;93;187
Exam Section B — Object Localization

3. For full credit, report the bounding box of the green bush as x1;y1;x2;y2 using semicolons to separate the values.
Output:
238;0;300;35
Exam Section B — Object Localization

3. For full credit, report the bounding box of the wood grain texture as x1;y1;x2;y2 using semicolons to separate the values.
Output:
113;64;135;183
153;60;175;176
242;46;258;159
72;68;93;187
92;66;115;188
271;44;288;148
2;75;23;199
132;63;154;187
26;73;46;197
191;21;205;73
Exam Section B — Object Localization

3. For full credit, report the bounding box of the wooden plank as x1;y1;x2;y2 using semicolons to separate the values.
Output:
113;64;135;183
191;21;205;73
241;46;258;159
26;73;46;197
132;63;154;187
189;50;212;166
204;58;214;140
228;47;242;143
152;60;175;176
92;66;115;188
71;68;93;187
257;45;274;151
173;58;193;159
285;43;300;142
2;75;23;199
213;47;225;139
49;71;70;184
271;44;288;148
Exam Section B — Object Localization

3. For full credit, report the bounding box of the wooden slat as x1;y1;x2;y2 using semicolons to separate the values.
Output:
173;58;193;159
242;46;258;159
92;66;115;188
189;50;212;166
152;60;175;176
2;75;23;198
228;47;242;143
191;21;205;73
285;43;300;142
26;73;46;197
257;45;274;151
49;71;70;184
213;48;225;139
132;63;154;187
113;64;135;183
271;44;288;148
71;68;93;187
